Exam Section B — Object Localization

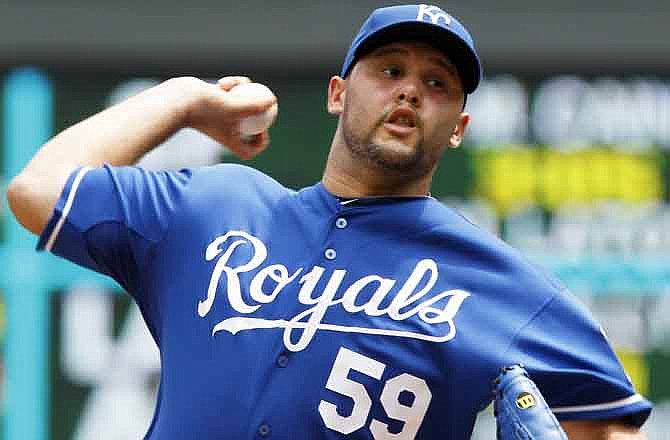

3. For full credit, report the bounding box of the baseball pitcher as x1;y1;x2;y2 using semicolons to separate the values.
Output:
8;4;651;439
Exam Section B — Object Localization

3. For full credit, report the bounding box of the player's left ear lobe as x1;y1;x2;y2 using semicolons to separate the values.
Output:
448;113;470;148
327;76;345;115
449;129;463;148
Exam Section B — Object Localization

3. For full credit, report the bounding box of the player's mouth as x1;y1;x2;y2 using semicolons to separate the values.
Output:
383;106;418;137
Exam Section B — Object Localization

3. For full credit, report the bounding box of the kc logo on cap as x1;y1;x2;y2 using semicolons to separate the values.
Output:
416;4;452;26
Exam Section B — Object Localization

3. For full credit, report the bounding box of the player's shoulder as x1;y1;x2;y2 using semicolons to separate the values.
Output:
189;163;293;198
192;162;278;184
431;200;567;295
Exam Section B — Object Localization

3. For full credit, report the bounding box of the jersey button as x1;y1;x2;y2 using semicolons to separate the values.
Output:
258;423;271;437
335;217;348;229
324;248;337;260
276;354;289;368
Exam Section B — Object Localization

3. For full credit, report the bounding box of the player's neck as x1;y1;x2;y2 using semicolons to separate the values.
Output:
322;140;433;198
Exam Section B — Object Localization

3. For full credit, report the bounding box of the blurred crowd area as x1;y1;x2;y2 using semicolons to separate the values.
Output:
1;67;669;437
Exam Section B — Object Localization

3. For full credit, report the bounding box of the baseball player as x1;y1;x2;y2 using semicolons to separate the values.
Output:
8;4;652;439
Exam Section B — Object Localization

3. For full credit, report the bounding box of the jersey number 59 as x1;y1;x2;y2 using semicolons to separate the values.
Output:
319;347;432;439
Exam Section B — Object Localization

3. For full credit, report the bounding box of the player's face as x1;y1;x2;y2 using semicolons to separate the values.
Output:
328;41;470;177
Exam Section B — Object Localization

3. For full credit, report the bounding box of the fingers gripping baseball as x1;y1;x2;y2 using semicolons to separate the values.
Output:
217;76;252;91
493;365;568;440
183;76;278;160
224;81;279;149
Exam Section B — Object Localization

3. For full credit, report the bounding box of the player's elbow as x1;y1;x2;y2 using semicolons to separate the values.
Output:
7;173;48;236
7;174;26;218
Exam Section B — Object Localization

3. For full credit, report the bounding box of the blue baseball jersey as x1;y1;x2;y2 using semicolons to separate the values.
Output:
38;164;652;439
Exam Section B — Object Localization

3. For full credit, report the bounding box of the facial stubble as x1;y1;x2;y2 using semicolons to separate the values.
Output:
342;106;433;177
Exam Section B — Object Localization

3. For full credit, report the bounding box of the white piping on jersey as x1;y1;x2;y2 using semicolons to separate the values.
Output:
339;199;359;205
45;166;93;252
551;393;644;414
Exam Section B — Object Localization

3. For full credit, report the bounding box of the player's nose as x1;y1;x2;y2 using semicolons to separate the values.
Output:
395;79;421;108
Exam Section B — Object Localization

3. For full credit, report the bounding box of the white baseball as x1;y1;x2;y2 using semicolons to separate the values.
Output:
227;82;278;136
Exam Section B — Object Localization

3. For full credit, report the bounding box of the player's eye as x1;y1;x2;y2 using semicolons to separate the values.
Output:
427;78;446;89
382;66;402;78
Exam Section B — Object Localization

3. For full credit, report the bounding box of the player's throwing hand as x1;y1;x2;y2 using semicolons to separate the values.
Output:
180;76;277;159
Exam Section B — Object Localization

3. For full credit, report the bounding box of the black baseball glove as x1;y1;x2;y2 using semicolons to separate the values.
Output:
493;365;568;440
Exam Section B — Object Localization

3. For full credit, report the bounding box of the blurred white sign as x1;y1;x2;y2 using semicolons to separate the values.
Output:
467;75;670;149
62;286;160;440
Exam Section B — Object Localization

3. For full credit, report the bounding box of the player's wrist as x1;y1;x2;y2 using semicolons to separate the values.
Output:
161;76;211;131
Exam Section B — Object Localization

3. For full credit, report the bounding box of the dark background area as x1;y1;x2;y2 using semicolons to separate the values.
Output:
1;1;668;78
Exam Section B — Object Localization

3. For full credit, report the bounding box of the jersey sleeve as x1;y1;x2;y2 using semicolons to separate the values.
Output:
504;288;652;426
37;165;192;298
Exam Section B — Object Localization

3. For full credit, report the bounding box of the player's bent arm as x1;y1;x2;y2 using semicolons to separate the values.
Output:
7;78;191;235
7;76;275;236
561;419;647;439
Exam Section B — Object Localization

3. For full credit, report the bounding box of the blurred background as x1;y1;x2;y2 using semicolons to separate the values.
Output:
1;1;669;438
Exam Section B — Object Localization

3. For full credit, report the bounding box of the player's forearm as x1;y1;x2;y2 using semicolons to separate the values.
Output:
7;77;197;235
561;419;647;439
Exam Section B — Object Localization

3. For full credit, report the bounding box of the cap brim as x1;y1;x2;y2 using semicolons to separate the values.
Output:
349;21;481;94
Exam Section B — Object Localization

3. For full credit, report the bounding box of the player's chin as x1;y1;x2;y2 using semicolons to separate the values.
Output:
373;133;421;157
367;142;427;174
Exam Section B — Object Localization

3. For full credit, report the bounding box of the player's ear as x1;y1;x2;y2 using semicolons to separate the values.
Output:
448;113;470;149
327;76;346;115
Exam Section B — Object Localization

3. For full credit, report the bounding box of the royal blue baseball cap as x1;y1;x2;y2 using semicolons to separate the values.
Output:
341;4;482;94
